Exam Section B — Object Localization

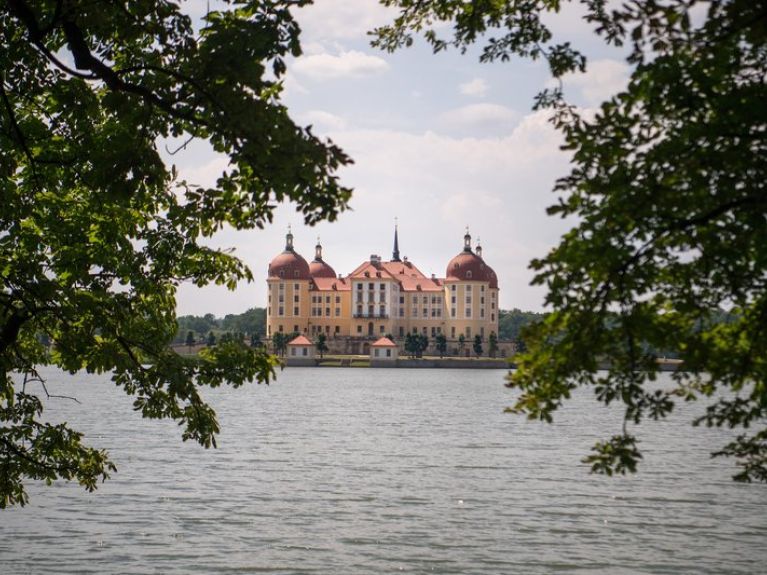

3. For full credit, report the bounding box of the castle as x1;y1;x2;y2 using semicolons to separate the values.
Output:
266;227;499;347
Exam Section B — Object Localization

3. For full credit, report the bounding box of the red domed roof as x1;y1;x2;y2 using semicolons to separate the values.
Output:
446;251;498;288
309;259;336;278
268;250;311;280
308;240;336;278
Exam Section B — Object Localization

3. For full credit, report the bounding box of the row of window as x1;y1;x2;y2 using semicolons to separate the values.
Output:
272;305;495;321
276;282;495;296
270;323;492;339
409;308;443;318
356;305;388;316
309;325;341;335
311;307;341;317
449;308;490;319
356;282;389;291
351;325;446;336
355;292;388;303
312;295;341;304
276;269;302;278
271;306;301;316
449;326;485;338
349;306;448;319
270;324;322;336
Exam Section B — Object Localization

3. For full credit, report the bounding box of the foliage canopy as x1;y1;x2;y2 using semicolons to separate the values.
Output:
376;0;767;481
1;0;350;507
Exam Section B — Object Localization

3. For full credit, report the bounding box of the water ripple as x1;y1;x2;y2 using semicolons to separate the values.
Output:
1;367;765;574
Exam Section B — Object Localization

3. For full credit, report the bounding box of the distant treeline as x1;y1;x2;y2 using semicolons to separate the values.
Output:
498;308;545;343
175;308;265;344
497;307;737;359
175;307;544;345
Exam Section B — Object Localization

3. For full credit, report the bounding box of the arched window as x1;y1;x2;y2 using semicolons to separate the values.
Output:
466;271;473;279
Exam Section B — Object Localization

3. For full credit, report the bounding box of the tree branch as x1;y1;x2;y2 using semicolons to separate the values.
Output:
8;0;209;127
0;80;40;186
0;308;29;355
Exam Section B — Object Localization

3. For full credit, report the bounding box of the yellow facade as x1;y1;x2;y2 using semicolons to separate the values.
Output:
266;230;499;343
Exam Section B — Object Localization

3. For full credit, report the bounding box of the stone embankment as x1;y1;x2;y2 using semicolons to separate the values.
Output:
284;357;510;369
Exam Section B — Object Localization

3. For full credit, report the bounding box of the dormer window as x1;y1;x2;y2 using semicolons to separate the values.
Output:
279;270;284;278
466;271;473;279
294;270;299;278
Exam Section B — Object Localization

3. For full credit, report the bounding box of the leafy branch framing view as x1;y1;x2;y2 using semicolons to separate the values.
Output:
375;0;767;481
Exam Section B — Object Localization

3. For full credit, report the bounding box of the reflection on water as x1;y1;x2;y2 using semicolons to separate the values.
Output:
1;367;765;574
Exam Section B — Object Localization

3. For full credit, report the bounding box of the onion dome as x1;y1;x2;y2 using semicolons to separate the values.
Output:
309;237;336;278
268;227;311;280
445;228;498;288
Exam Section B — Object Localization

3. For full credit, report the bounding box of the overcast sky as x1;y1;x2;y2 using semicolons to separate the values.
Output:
171;0;629;316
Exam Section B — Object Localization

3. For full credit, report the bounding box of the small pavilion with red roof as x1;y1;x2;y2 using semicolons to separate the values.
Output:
286;334;315;365
370;337;398;363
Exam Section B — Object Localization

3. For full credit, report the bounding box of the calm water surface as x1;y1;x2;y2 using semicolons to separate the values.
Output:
1;367;765;574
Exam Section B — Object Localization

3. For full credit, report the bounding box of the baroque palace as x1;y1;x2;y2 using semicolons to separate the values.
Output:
266;227;500;347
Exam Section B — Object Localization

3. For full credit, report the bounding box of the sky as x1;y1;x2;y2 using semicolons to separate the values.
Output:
172;0;629;316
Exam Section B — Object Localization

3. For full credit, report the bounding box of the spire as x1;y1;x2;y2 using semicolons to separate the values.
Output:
476;236;483;258
463;226;472;252
392;218;401;262
314;236;323;261
285;224;294;252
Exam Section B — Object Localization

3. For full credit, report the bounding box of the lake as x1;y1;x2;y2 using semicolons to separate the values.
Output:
1;367;765;574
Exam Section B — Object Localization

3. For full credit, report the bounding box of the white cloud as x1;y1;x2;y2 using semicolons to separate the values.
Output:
293;50;390;80
293;0;396;42
281;72;309;97
459;78;489;97
440;103;517;131
181;156;230;188
562;58;631;106
301;41;329;56
298;110;348;132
